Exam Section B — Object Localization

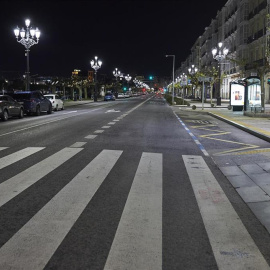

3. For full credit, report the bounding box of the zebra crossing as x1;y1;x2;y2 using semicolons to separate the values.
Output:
0;146;269;269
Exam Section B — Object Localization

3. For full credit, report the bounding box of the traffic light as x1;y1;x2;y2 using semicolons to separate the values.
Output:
123;86;127;91
149;75;153;80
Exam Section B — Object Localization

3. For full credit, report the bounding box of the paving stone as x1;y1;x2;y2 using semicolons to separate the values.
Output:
260;185;270;196
240;164;265;175
248;201;270;233
236;186;270;203
249;173;270;187
219;166;244;177
258;162;270;173
227;175;256;188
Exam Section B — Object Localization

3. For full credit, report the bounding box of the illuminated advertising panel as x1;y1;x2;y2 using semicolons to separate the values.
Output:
231;84;245;106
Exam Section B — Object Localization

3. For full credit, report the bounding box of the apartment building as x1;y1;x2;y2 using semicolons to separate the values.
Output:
177;0;270;103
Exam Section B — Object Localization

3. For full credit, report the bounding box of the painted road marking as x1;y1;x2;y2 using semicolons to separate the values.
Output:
0;147;8;151
108;122;116;125
69;142;87;148
85;135;97;139
0;147;45;170
94;130;104;133
186;120;259;156
0;150;122;270
0;147;83;208
102;126;111;129
105;152;162;270
174;112;209;156
183;155;270;270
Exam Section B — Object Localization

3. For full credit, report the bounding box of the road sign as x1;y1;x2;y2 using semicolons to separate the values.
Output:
198;77;213;82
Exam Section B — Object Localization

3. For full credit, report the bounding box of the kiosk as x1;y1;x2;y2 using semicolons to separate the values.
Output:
244;76;261;112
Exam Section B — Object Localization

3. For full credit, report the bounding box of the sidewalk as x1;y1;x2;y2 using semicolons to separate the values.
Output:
176;99;270;143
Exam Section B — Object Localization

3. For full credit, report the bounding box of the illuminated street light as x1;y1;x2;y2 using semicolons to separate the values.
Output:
113;68;121;81
90;56;102;102
125;74;132;91
14;19;40;91
188;65;198;96
212;42;229;105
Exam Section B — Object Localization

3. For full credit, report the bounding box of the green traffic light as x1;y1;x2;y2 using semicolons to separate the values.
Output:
149;76;153;80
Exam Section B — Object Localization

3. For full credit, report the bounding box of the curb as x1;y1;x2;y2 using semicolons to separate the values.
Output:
208;112;270;143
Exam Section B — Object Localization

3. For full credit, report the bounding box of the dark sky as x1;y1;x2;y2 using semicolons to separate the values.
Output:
1;0;228;79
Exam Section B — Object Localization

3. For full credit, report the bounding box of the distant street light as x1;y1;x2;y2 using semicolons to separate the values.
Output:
90;56;102;102
125;74;132;91
212;42;229;105
113;68;121;81
14;19;40;91
188;65;198;75
165;55;175;105
188;65;198;96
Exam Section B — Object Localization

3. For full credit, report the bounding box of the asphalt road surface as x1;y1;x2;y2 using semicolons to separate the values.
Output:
0;94;270;269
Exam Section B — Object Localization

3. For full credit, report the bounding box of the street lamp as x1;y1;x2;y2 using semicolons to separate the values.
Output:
90;56;102;102
188;65;198;97
165;55;175;105
125;74;132;91
113;68;121;80
14;19;40;91
212;42;229;105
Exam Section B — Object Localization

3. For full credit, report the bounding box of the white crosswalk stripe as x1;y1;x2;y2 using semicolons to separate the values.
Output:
0;147;268;269
105;152;163;270
0;149;122;270
183;155;269;269
0;147;44;170
0;147;82;207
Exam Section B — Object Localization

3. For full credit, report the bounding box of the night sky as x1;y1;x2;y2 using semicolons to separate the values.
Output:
1;0;228;79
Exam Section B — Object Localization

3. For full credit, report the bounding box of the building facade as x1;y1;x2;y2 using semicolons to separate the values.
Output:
177;0;270;104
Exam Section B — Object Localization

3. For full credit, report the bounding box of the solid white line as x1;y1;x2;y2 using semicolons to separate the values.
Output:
183;155;270;270
0;150;122;270
0;147;83;207
105;152;162;270
69;142;87;148
0;147;45;170
0;147;8;151
0;108;102;138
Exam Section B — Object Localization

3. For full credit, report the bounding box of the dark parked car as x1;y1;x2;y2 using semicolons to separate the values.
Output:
0;95;24;121
104;92;116;101
11;91;52;116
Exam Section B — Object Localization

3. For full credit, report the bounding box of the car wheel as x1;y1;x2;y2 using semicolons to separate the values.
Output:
55;105;58;111
61;104;64;110
35;106;41;116
1;109;8;121
47;104;52;114
18;108;24;119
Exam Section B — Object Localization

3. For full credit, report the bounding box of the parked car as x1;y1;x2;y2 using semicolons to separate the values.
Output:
104;92;116;101
44;94;64;111
0;95;24;121
117;93;125;98
11;91;52;116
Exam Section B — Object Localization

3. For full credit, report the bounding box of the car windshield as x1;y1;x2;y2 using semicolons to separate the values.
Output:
12;93;31;100
45;96;54;99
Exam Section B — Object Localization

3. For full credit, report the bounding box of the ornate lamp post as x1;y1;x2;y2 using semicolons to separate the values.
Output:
90;56;102;102
212;42;229;105
125;74;132;91
113;68;121;81
188;65;198;97
14;19;40;91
